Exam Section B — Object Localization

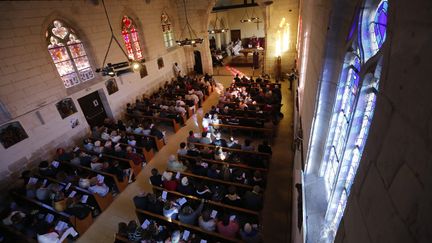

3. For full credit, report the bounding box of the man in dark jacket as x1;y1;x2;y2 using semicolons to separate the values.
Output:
243;185;263;211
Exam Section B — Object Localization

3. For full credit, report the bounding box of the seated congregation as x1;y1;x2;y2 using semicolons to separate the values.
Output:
0;74;217;242
115;74;280;243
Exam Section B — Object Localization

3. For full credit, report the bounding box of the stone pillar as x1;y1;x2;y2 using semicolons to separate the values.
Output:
215;33;222;50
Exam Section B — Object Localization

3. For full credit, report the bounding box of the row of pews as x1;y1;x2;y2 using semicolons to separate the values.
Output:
2;77;215;242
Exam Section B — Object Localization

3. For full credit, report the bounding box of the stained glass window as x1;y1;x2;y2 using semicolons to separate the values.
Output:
47;20;94;88
161;12;175;48
320;1;388;240
372;0;388;49
122;16;143;60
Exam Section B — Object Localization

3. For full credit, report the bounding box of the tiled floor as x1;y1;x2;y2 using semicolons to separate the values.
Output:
77;73;293;243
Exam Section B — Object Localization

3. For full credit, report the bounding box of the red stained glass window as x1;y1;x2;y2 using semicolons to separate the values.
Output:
122;16;143;60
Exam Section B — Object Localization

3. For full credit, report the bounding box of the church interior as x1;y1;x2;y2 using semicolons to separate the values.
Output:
0;0;430;243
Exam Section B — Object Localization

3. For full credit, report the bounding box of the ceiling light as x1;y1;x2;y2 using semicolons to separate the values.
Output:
176;0;203;46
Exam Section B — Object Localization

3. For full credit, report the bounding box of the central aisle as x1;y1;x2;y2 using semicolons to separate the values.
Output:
78;76;294;242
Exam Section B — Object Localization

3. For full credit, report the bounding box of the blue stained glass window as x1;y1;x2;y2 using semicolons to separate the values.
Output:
374;1;388;49
347;7;360;41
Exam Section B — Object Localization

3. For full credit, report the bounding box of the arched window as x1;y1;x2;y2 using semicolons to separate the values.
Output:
359;0;388;61
320;0;388;240
121;16;143;60
47;20;94;88
161;12;175;48
371;0;388;49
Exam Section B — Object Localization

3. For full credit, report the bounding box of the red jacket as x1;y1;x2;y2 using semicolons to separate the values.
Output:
163;180;178;191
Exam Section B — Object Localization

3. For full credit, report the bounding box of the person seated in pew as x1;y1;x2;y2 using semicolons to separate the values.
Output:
126;220;144;242
240;222;262;243
38;160;57;177
209;105;218;115
211;113;221;126
195;182;212;200
149;168;163;187
242;139;255;151
167;155;187;172
207;164;221;179
243;186;263;211
187;130;200;143
162;171;178;191
189;158;208;176
178;199;204;225
222;186;242;207
83;138;94;151
101;127;110;141
163;200;179;220
139;123;150;136
88;176;110;197
177;142;188;156
214;146;228;161
232;169;248;184
106;160;133;184
70;149;82;166
217;213;240;239
78;150;92;167
133;191;149;210
56;148;72;162
127;136;137;147
202;114;211;133
251;171;265;188
258;140;272;155
113;143;126;158
103;140;114;155
126;146;145;166
90;155;106;171
174;103;187;116
93;140;104;154
199;146;214;160
146;193;164;215
198;209;216;232
177;177;194;195
212;132;227;148
227;137;242;149
150;124;166;144
187;143;201;157
110;131;121;143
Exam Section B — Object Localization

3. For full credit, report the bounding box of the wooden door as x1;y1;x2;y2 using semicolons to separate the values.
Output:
77;91;108;128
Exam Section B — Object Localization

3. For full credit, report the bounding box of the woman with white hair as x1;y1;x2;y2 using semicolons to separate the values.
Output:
167;155;186;172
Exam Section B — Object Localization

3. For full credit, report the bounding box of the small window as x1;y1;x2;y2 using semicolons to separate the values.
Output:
47;20;95;88
161;12;175;48
121;16;143;60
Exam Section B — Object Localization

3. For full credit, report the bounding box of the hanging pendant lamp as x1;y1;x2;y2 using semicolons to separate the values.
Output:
208;13;229;34
176;0;203;46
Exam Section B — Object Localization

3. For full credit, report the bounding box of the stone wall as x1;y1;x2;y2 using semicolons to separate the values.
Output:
0;0;189;190
335;0;432;242
296;0;432;242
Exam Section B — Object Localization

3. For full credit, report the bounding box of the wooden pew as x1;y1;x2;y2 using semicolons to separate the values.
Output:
166;169;253;191
210;123;274;141
189;142;272;160
57;160;128;193
135;209;242;243
126;113;180;133
178;154;268;174
35;172;114;212
10;191;92;235
152;185;259;217
125;131;165;151
84;147;143;178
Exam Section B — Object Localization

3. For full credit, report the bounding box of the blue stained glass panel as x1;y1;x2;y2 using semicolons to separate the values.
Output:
374;1;388;49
